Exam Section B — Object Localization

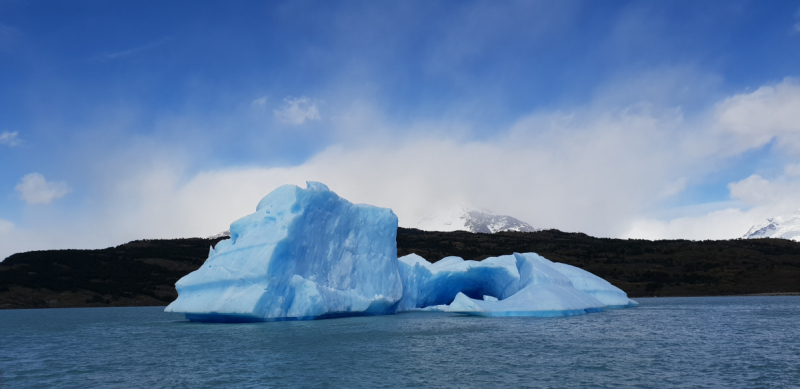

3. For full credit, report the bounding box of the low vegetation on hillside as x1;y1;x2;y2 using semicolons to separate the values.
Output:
397;228;800;298
1;228;798;309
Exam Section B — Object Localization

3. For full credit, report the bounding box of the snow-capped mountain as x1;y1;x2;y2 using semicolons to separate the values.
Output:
206;230;231;239
415;204;538;234
207;206;538;237
743;210;800;241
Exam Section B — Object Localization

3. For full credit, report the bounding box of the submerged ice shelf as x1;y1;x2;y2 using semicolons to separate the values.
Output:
166;182;635;322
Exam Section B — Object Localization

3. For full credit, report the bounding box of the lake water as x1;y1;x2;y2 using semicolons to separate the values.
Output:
1;296;799;388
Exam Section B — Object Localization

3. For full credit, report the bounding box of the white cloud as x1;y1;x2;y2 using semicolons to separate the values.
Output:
728;175;776;206
660;178;687;197
623;78;800;241
0;131;20;146
251;96;268;106
47;103;693;247
274;96;321;125
714;78;800;155
727;173;800;210
0;220;82;261
7;76;800;261
15;173;71;204
92;37;170;62
0;99;694;261
628;163;800;240
0;218;13;234
626;208;761;241
785;163;800;176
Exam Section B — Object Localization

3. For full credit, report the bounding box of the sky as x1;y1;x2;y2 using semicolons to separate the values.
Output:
2;0;800;260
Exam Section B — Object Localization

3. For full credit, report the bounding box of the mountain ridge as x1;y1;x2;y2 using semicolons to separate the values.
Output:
744;209;800;241
414;205;539;233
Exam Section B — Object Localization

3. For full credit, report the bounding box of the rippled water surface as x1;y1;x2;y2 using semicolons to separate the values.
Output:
2;296;799;388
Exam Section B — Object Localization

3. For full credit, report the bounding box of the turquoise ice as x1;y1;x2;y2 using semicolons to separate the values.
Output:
166;182;634;322
165;182;402;322
398;252;637;317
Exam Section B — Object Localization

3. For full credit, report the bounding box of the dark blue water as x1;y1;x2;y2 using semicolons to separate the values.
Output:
1;296;799;388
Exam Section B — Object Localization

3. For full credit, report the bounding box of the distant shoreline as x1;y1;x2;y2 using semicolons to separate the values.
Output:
5;293;800;311
3;229;800;310
700;292;800;297
638;293;800;298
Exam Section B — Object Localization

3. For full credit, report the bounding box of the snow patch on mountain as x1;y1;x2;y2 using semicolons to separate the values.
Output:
415;204;538;234
206;230;231;239
743;209;800;241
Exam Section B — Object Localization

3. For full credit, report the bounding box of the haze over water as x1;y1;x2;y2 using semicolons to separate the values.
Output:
1;296;798;388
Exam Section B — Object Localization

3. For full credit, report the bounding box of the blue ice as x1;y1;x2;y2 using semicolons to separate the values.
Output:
398;252;637;317
165;182;635;322
165;182;402;322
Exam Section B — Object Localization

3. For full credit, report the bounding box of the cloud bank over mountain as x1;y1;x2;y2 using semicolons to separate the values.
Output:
2;2;800;260
3;77;800;259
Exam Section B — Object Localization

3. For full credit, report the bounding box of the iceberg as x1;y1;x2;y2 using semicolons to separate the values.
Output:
165;182;403;322
166;182;635;322
549;262;638;308
396;253;521;311
398;252;636;317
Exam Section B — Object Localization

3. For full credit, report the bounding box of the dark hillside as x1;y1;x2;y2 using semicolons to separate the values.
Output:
1;229;799;309
0;238;227;309
397;228;800;298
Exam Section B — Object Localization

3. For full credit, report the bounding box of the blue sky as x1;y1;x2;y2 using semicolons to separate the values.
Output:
2;1;800;258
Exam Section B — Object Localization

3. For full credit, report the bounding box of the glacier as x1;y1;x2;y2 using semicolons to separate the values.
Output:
166;182;635;322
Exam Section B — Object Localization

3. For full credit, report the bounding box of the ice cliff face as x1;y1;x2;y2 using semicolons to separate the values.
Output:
165;182;402;321
743;210;800;241
415;204;538;233
166;182;634;322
